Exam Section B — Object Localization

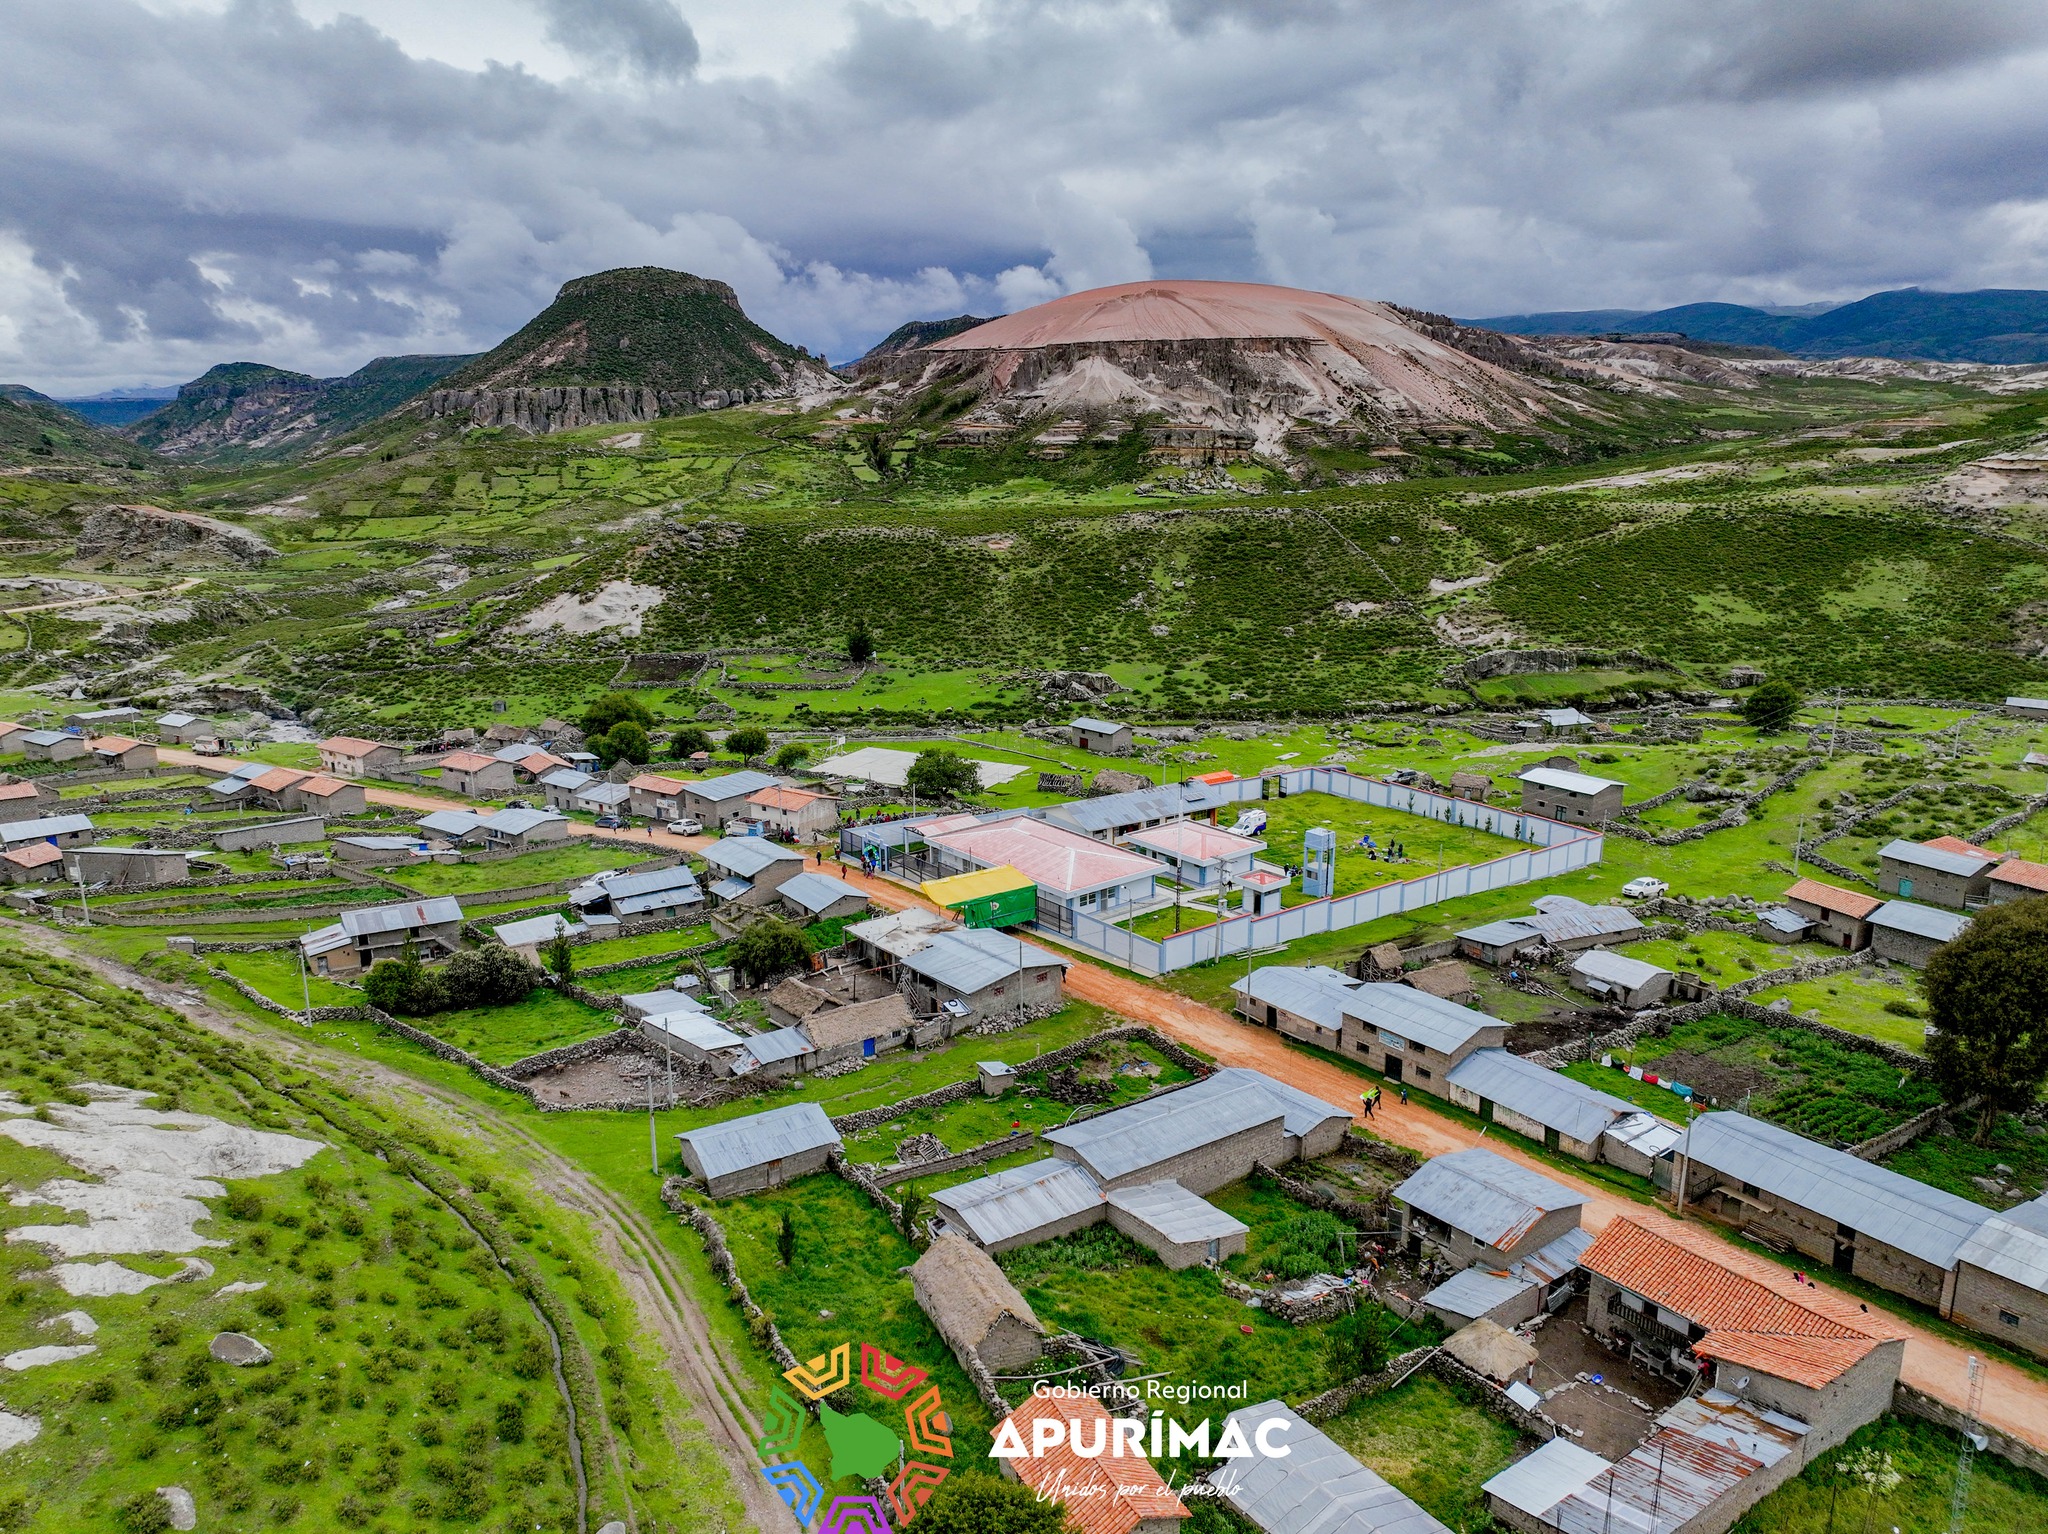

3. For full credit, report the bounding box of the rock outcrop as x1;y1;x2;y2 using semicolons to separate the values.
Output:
74;504;276;569
125;356;472;462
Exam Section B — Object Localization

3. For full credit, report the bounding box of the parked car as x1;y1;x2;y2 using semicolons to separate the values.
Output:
1621;876;1668;898
594;815;625;830
666;818;703;836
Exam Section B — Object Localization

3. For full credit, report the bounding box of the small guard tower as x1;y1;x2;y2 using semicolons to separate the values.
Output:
1302;826;1336;898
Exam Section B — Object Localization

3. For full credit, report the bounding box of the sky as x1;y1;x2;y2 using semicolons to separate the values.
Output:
6;0;2048;393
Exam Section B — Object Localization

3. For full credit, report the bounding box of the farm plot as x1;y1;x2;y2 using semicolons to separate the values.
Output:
418;988;617;1067
394;845;651;897
1322;1373;1525;1531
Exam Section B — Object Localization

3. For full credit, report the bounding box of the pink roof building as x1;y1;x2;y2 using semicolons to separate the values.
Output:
922;816;1161;908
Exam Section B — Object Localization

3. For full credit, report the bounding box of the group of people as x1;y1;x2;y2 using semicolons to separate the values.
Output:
1357;1085;1408;1118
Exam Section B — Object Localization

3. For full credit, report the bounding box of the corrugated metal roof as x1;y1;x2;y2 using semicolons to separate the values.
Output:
777;870;865;913
1482;1438;1612;1521
1954;1195;2048;1293
417;809;484;836
540;768;596;790
1231;964;1361;1034
492;914;583;947
1069;716;1127;734
644;1011;746;1053
1869;899;1970;943
1542;1393;1803;1534
1045;1079;1283;1183
1207;1067;1351;1138
738;1027;813;1067
1879;837;1996;876
0;814;94;843
1513;1225;1595;1285
480;807;566;836
574;782;630;806
1339;983;1498;1054
1756;906;1812;934
1104;1181;1248;1245
689;769;780;801
1215;1400;1454;1534
1037;781;1221;836
1421;1267;1536;1324
932;1158;1105;1247
619;988;704;1019
338;896;464;937
599;864;701;901
1459;899;1642;951
1391;1148;1586;1249
701;836;803;878
616;884;705;916
675;1103;840;1182
1541;707;1596;727
1604;1113;1683;1160
1685;1111;1990;1268
844;906;955;958
1518;766;1623;796
1445;1049;1635;1145
1572;949;1670;990
900;926;1069;995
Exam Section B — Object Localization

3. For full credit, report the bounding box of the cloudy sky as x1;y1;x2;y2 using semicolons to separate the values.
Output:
6;0;2048;393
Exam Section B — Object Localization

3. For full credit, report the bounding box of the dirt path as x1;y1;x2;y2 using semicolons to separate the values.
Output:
14;921;778;1533
0;575;202;616
841;866;2048;1454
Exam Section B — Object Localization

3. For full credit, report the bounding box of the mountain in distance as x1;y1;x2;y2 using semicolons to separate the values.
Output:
853;314;995;365
127;354;475;462
56;386;180;427
1467;287;2048;363
0;384;153;468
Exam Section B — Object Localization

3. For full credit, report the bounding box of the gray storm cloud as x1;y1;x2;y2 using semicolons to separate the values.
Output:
4;0;2048;392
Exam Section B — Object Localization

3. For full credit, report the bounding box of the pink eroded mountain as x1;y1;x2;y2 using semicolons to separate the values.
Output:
928;279;1441;352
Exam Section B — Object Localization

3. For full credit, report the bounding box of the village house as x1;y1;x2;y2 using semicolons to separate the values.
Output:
64;706;142;731
473;806;571;851
89;736;156;771
1232;963;1363;1048
1107;1180;1251;1269
764;990;916;1069
1538;706;1596;738
910;1236;1047;1374
1000;1391;1189;1534
1516;765;1624;824
0;814;95;851
639;1000;752;1074
1066;715;1134;755
932;1159;1107;1254
625;771;692;822
1988;857;2048;903
298;895;465;978
674;1102;841;1198
570;864;703;922
1444;1047;1640;1161
1404;959;1480;1005
1456;895;1644;965
572;781;631;818
896;926;1070;1019
436;750;516;798
332;834;424;863
539;767;599;811
700;836;803;906
746;784;840;839
415;808;487;846
681;769;781;828
1212;1401;1454;1534
317;736;403;778
63;846;188;888
293;774;368;817
155;711;209;744
1448;769;1493;802
1754;905;1815;942
1037;780;1223;843
246;767;311;812
203;761;266;805
919;811;1161;920
490;912;586;961
0;842;63;883
0;723;32;754
1949;1194;2048;1361
19;730;87;764
2004;696;2048;721
1677;1111;1989;1308
1782;877;1881;949
492;744;571;783
1868;899;1968;967
774;869;868;924
1339;983;1509;1093
1877;836;1998;908
1568;947;1674;1008
0;781;54;825
1392;1147;1587;1273
1117;819;1265;887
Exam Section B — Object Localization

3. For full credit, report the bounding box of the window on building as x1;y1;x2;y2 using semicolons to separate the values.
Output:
1414;1066;1432;1079
2001;1310;2021;1328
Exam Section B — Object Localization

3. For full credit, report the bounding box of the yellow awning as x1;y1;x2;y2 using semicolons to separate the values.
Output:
922;864;1033;905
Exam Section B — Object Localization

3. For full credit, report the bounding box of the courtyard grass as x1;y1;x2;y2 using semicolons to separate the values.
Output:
390;843;649;896
1323;1372;1525;1530
421;986;616;1065
214;946;361;1008
1736;1412;2048;1534
1744;967;1929;1054
568;925;715;967
1255;790;1530;896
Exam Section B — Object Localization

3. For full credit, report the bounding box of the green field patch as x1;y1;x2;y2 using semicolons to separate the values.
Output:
214;947;360;1008
1323;1373;1523;1530
355;515;444;538
391;844;647;897
1739;1412;2048;1534
421;986;616;1066
1743;968;1929;1054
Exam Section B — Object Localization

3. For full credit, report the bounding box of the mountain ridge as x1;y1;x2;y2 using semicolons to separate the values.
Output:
126;354;474;462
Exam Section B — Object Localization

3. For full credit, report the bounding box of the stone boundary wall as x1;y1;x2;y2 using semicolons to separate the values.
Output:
1606;756;1821;847
1252;1160;1393;1228
572;939;721;982
882;1129;1038;1184
1425;1348;1560;1442
191;937;299;954
1293;1345;1439;1422
499;1025;638;1082
829;1151;907;1236
83;892;413;927
659;1177;803;1372
1846;1098;1972;1162
1893;1381;2048;1481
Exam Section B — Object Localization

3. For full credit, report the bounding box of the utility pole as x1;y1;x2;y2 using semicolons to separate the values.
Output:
648;1063;659;1176
297;934;313;1028
1947;1354;1985;1534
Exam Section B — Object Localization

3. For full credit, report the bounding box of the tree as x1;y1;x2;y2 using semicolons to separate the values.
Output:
1925;898;2048;1143
602;720;650;766
726;725;769;763
728;917;811;988
362;938;444;1016
1740;678;1801;734
1324;1302;1399;1381
772;741;811;772
847;617;875;664
907;1475;1064;1534
541;929;575;982
668;725;712;759
441;942;541;1010
580;691;652;738
898;1185;926;1249
906;748;980;802
777;1210;796;1267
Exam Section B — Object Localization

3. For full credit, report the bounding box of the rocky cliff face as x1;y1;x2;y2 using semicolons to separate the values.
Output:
417;380;803;435
74;504;276;569
126;355;472;462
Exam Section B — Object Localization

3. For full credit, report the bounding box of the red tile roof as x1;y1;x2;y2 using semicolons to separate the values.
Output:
1990;858;2048;892
1581;1218;1893;1389
439;751;499;772
1003;1393;1188;1534
1784;878;1882;921
250;767;309;792
89;736;142;753
295;774;353;798
749;785;827;811
627;772;690;794
319;736;387;757
0;782;42;802
1923;835;1996;859
3;842;62;867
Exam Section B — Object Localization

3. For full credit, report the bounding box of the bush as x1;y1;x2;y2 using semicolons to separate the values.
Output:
909;1474;1064;1534
906;748;980;801
114;1492;171;1534
726;725;769;762
580;692;652;738
594;720;649;766
728;917;810;988
441;943;540;1009
668;725;712;759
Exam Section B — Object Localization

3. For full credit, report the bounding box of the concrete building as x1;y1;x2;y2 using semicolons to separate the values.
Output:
298;895;465;978
1949;1194;2048;1361
1987;858;2048;904
1232;963;1364;1049
1043;1068;1348;1194
63;846;188;888
1000;1391;1189;1533
681;770;781;828
472;806;571;851
1338;984;1508;1094
745;784;840;839
1118;819;1265;887
88;736;156;771
1392;1148;1587;1271
1456;896;1644;965
0;781;55;825
1677;1111;1989;1308
1877;836;1998;908
1782;878;1881;949
0;814;96;851
436;750;516;797
1568;948;1674;1008
1067;715;1134;754
1444;1048;1638;1161
910;1236;1046;1374
774;870;869;924
1106;1180;1249;1269
539;768;599;811
700;835;803;906
896;926;1070;1019
625;772;692;822
20;730;87;764
317;736;403;778
571;781;631;818
1868;899;1969;967
155;711;209;743
416;808;488;846
1517;766;1624;825
675;1102;841;1198
919;811;1160;920
1212;1402;1454;1534
1037;780;1223;843
932;1159;1108;1254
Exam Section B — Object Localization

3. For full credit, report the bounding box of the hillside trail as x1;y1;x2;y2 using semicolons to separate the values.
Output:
150;750;2046;1452
8;919;781;1534
0;575;202;616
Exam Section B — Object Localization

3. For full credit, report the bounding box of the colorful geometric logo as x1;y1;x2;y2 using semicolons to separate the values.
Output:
759;1339;954;1529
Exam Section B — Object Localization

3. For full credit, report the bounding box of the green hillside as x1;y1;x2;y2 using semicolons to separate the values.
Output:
0;384;151;469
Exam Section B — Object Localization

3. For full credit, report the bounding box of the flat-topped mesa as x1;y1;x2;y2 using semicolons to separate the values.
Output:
853;278;1585;457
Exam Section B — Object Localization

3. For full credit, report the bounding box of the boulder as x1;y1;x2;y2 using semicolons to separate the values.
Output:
157;1486;197;1530
209;1332;272;1367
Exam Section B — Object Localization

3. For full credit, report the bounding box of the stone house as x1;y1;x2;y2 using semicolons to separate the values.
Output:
0;781;56;825
1949;1195;2048;1361
1516;766;1623;824
910;1236;1046;1374
625;771;692;822
1042;1068;1347;1194
1877;836;1997;908
63;846;187;888
774;870;869;924
1782;877;1881;949
19;730;87;764
89;736;156;771
1000;1392;1189;1533
570;864;702;922
0;814;96;852
932;1159;1108;1254
1391;1147;1586;1270
1568;947;1673;1008
317;736;403;778
745;784;840;839
1105;1180;1249;1269
700;836;803;906
293;774;368;817
674;1103;841;1198
155;711;209;744
1456;896;1644;965
1403;960;1479;1005
495;745;570;783
415;808;487;846
0;842;63;883
245;767;311;812
1676;1111;1987;1309
0;723;30;754
1868;899;1968;967
1338;984;1507;1096
1443;1048;1637;1161
896;927;1070;1019
1988;858;2048;903
682;770;781;828
1448;770;1493;802
64;706;142;731
437;751;516;797
2004;696;2048;721
1232;963;1362;1049
474;807;571;851
784;993;915;1069
540;768;599;811
298;895;465;978
1067;716;1134;755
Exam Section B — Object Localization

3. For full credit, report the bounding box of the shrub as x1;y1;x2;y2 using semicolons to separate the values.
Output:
114;1492;172;1533
728;917;810;988
726;725;769;762
441;943;540;1009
